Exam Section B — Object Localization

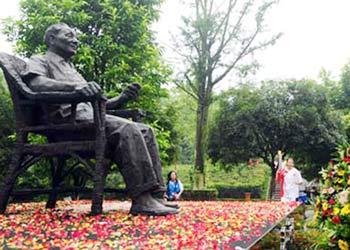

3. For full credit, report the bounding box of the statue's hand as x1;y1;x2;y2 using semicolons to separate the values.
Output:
105;83;141;109
76;81;102;97
120;83;141;102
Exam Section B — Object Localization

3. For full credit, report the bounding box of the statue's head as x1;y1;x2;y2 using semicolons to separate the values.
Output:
44;23;79;59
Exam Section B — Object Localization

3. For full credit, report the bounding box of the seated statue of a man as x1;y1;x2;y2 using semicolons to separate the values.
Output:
22;23;178;216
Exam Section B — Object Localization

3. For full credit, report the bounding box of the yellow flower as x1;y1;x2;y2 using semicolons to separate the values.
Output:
316;197;321;205
341;204;350;216
338;170;345;176
322;202;328;211
339;240;349;250
334;207;340;215
347;178;350;185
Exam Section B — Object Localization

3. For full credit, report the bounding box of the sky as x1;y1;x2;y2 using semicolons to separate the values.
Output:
2;0;350;89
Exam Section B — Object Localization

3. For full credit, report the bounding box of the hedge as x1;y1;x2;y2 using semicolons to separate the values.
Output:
216;186;262;199
181;190;218;201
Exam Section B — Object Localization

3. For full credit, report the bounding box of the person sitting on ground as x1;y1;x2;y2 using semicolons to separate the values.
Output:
166;171;184;201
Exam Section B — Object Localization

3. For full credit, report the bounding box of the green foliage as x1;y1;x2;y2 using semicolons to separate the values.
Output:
162;163;271;198
206;163;270;189
207;163;270;199
256;230;280;249
341;113;350;142
161;89;197;164
181;189;218;201
105;172;125;189
319;68;344;110
298;163;324;181
292;230;329;250
209;80;345;173
0;72;14;182
208;85;262;165
340;62;350;110
149;119;173;165
15;162;50;189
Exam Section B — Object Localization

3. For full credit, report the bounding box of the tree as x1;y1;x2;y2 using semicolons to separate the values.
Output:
318;68;343;110
340;62;350;110
174;0;281;188
209;80;345;196
2;0;176;162
319;63;350;145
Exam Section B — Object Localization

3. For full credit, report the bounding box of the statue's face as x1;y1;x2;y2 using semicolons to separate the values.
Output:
50;26;79;58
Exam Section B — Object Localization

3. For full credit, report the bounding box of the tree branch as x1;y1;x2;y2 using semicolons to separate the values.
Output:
174;82;199;100
212;0;252;64
210;0;238;45
211;27;259;86
174;72;199;100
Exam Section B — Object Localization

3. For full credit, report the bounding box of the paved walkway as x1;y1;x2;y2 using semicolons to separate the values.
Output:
66;200;131;213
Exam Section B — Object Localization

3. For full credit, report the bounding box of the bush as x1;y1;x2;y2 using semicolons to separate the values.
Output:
291;230;328;250
253;230;279;249
181;190;218;201
215;186;261;199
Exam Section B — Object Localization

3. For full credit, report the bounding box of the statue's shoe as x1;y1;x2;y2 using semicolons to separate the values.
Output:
154;198;180;209
129;204;179;216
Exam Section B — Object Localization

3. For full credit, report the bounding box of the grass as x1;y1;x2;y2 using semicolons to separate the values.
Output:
163;163;271;198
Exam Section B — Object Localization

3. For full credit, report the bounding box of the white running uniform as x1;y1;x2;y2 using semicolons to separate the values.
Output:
282;167;302;202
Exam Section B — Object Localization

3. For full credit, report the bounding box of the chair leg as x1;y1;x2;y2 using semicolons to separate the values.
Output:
0;148;23;214
91;163;104;215
46;158;64;209
91;159;108;215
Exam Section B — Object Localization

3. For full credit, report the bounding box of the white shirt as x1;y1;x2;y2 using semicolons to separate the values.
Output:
282;167;302;202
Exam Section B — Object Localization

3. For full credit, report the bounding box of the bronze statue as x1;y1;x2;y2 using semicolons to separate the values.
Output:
19;23;178;216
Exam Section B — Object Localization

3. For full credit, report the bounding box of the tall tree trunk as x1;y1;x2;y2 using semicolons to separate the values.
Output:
263;156;278;200
268;163;278;200
193;99;209;189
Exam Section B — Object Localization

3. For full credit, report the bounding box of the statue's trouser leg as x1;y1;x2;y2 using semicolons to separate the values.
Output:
136;123;166;192
105;115;161;198
46;158;65;209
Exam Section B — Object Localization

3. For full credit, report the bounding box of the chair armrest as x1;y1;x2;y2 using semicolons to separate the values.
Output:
22;91;106;104
19;92;106;126
107;109;145;122
23;98;107;133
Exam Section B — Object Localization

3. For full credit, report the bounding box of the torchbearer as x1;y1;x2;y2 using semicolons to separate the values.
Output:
281;158;303;202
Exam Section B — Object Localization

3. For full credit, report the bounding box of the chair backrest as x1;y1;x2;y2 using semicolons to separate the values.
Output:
0;52;37;128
